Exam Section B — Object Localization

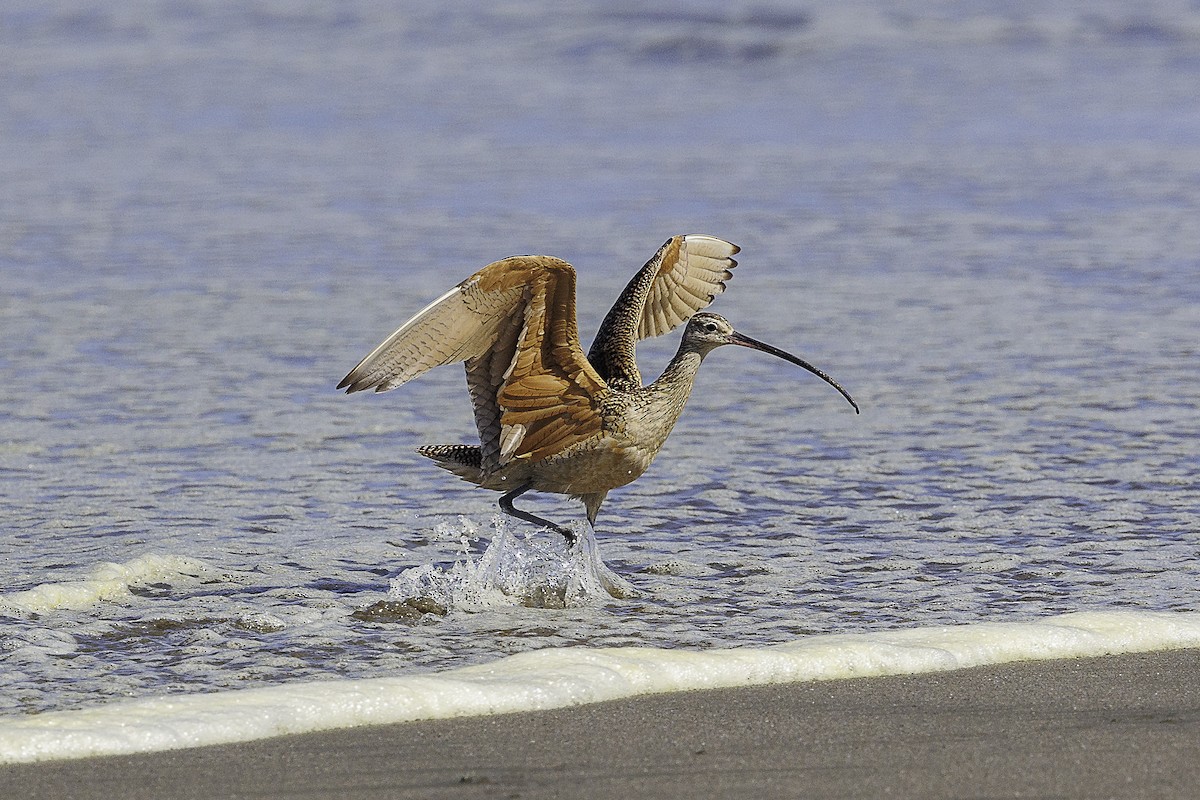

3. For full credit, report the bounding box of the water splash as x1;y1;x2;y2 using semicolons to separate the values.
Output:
390;516;637;610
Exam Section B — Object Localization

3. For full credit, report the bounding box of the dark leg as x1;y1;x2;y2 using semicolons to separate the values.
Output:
498;485;577;546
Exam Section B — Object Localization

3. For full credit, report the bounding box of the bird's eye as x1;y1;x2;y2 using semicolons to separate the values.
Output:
703;322;718;332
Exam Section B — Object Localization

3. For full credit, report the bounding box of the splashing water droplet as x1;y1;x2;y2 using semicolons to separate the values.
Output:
389;516;638;610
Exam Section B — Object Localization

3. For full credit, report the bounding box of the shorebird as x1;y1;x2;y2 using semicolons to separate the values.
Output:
339;235;858;544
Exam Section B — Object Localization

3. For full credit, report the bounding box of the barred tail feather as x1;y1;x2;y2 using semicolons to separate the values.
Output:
417;444;485;485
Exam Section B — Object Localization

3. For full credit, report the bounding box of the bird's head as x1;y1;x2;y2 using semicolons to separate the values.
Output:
682;312;860;414
681;312;739;351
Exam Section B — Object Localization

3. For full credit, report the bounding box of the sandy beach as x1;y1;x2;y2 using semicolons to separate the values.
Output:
3;648;1198;799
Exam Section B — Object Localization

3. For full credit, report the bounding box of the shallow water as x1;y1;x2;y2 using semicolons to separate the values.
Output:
2;0;1199;724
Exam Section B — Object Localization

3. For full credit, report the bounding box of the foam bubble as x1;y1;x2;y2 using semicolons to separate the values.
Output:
0;554;212;616
1;609;1197;764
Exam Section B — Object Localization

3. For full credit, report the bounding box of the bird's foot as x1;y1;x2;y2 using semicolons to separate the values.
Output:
555;525;578;548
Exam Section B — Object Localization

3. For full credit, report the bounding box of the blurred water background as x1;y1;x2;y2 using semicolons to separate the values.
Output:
2;0;1198;718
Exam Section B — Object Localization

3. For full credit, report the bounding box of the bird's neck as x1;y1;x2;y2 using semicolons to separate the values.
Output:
653;347;704;392
622;344;709;464
644;346;706;422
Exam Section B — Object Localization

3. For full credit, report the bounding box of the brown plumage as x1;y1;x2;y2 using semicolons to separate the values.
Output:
339;235;858;544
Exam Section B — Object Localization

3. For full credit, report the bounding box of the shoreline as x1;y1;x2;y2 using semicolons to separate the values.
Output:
4;648;1199;799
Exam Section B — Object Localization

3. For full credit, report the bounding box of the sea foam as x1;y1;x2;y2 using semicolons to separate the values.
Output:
0;554;212;616
1;609;1197;764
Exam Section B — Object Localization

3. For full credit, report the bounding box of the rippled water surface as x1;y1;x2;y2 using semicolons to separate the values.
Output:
2;0;1199;716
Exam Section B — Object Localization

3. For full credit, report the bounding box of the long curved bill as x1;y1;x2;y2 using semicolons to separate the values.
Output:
730;331;860;414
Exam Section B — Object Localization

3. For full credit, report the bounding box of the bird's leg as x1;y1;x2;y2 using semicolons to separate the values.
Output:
498;485;577;547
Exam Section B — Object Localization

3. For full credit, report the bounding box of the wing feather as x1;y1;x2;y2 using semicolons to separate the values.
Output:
339;254;608;471
588;234;739;389
494;261;607;465
337;279;524;393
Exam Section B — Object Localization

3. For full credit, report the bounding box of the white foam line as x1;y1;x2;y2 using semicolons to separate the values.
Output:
2;610;1199;764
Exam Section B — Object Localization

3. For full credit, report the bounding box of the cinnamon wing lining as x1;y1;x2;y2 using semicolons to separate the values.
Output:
339;255;608;471
491;259;608;466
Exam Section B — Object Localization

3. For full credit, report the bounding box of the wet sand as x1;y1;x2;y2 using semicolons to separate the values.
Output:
4;649;1199;800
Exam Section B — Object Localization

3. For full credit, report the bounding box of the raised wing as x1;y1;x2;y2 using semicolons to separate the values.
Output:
337;279;523;394
587;234;738;389
339;255;608;472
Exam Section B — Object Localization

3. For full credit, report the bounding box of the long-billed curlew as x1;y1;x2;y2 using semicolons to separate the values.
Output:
338;235;858;544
